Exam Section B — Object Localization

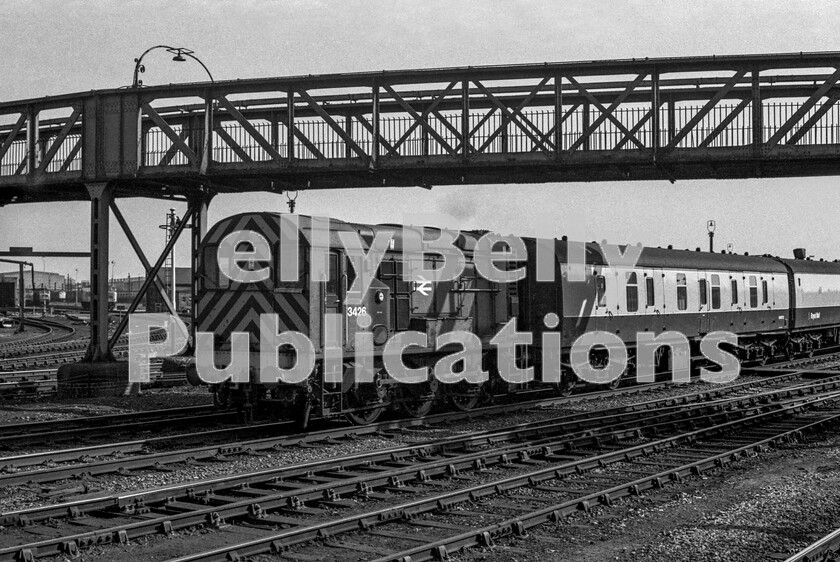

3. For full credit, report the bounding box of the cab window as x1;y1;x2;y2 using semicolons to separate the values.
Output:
676;273;687;311
626;272;638;312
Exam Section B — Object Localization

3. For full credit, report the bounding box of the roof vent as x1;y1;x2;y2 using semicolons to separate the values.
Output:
793;248;807;260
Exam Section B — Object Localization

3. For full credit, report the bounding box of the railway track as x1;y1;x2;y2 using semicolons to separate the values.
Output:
0;404;227;447
1;374;839;560
0;370;809;487
0;316;77;350
784;526;840;562
0;324;169;371
0;360;183;398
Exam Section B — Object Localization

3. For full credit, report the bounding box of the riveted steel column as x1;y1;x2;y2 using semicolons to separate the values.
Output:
371;82;380;168
189;193;211;350
667;96;676;145
651;68;660;158
85;182;114;362
554;74;563;156
201;92;213;175
287;88;295;161
26;105;40;174
582;101;590;151
462;80;469;158
345;114;352;160
752;67;763;151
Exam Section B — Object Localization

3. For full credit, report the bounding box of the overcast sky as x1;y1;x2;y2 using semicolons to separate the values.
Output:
1;1;839;280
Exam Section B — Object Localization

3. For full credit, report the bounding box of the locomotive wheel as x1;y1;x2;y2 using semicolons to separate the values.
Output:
398;368;438;418
400;397;435;418
448;393;481;411
345;406;385;425
447;381;485;411
213;386;231;409
555;373;577;397
344;369;387;425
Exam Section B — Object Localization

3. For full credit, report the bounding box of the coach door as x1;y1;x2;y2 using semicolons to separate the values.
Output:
698;272;711;335
650;268;666;333
322;251;344;345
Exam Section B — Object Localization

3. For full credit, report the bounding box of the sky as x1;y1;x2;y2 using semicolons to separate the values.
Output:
1;0;840;280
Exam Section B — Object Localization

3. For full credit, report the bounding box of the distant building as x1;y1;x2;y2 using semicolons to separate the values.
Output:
112;267;192;312
0;270;69;307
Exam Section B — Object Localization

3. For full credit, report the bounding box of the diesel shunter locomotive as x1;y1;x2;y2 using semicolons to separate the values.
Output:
189;213;840;425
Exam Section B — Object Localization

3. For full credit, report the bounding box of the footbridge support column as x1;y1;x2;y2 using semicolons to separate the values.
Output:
58;182;134;398
84;181;114;362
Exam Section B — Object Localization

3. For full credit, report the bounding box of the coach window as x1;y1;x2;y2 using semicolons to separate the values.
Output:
762;279;768;304
596;275;607;307
699;279;708;307
711;274;721;309
645;276;655;307
731;279;738;305
626;272;639;312
676;273;687;311
749;276;758;308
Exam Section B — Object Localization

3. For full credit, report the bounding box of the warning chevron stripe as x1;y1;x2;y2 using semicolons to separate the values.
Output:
226;293;277;334
203;290;254;331
205;213;282;245
198;290;311;341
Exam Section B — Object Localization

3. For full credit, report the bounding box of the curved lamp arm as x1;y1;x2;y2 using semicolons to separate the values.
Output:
132;45;214;87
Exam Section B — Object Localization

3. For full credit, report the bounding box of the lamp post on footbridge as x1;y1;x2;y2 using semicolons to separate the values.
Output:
132;46;214;87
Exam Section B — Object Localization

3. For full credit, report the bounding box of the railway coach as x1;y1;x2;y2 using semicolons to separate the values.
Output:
189;212;840;424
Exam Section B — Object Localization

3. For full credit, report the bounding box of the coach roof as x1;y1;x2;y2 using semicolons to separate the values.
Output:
584;243;788;273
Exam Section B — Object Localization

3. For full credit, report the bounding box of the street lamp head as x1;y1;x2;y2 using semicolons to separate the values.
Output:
166;47;193;62
707;219;716;233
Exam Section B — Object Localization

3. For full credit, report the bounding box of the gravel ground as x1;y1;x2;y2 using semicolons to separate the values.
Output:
447;432;840;562
0;385;213;424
